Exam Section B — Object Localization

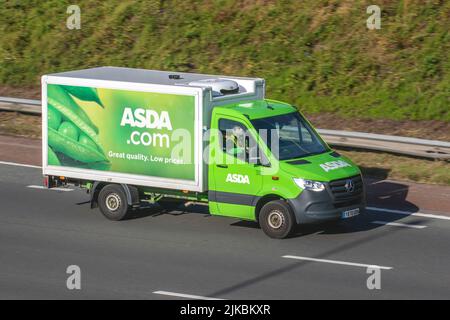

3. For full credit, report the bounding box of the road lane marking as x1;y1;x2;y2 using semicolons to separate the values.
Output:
371;220;427;229
153;291;225;300
282;255;393;270
367;206;450;221
0;160;41;169
27;185;73;192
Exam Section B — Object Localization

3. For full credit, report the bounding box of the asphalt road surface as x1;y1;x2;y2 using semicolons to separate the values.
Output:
1;162;450;300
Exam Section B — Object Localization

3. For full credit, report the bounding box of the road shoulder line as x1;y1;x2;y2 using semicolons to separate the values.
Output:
0;160;41;169
27;185;73;192
282;255;393;270
153;291;225;300
367;206;450;221
371;220;427;229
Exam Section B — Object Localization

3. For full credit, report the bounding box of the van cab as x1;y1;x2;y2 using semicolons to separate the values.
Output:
208;99;365;238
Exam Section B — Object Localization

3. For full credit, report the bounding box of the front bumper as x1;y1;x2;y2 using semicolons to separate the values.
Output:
287;176;366;224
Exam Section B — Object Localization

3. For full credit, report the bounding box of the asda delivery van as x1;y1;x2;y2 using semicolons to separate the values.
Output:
42;67;365;238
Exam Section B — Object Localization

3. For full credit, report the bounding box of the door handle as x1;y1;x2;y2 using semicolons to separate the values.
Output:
217;164;228;168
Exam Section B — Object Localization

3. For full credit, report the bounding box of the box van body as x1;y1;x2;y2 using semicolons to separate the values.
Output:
42;67;365;238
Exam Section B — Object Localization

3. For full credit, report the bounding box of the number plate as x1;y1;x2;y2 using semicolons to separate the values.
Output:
341;208;360;219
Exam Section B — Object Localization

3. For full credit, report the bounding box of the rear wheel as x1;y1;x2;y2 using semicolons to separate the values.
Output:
98;184;131;221
259;200;296;239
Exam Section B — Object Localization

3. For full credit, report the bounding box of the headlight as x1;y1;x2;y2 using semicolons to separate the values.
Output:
294;178;325;192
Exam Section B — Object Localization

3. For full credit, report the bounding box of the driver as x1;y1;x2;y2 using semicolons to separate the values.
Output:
225;125;246;156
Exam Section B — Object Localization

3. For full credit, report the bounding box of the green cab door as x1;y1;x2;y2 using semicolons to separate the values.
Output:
209;116;263;220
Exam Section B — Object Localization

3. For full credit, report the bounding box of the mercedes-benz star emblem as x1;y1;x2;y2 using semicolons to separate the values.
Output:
344;179;355;193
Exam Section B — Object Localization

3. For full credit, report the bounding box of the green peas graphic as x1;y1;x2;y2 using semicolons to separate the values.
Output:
47;106;62;130
64;86;104;108
47;85;99;134
56;152;110;170
49;127;107;163
48;97;99;141
78;133;98;151
48;147;61;166
47;84;110;168
58;121;79;141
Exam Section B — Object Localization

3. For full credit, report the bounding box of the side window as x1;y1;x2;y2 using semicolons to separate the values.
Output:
219;119;247;158
218;118;269;165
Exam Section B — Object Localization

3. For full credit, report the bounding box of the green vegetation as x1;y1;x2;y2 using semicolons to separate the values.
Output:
340;149;450;185
0;112;41;138
0;0;449;120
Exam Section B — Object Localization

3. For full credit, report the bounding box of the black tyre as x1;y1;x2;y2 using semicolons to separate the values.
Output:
98;184;131;221
259;200;296;239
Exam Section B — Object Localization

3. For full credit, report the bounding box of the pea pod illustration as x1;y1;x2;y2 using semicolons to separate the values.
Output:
49;127;107;163
64;85;104;108
47;85;99;134
56;152;111;170
47;104;62;130
48;99;100;144
48;147;61;166
47;102;109;166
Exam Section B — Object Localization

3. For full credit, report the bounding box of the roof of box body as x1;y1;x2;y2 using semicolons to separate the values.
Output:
47;66;262;87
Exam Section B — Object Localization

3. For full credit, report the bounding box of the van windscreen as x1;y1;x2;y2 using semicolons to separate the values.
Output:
251;112;329;160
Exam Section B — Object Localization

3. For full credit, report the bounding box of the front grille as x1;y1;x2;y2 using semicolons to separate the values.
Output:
329;174;363;203
333;198;362;208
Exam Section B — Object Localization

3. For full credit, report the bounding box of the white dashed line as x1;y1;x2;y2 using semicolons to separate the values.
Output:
366;207;450;221
282;255;393;270
371;220;427;229
27;185;73;192
153;291;225;300
0;160;41;169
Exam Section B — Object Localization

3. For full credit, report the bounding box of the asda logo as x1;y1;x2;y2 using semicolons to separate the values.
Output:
120;107;172;130
320;160;351;172
226;174;250;184
120;107;173;147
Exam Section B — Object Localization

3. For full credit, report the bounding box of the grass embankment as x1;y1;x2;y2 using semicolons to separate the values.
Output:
1;0;449;121
0;112;41;139
340;149;449;186
1;1;449;184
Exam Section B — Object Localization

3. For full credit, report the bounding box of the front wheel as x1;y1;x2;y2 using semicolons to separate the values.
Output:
98;184;131;221
259;200;296;239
